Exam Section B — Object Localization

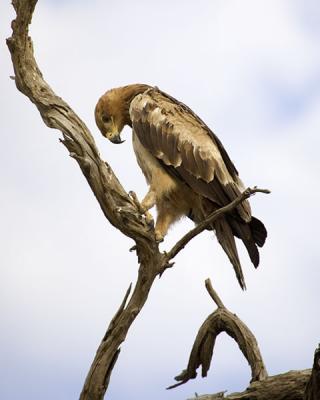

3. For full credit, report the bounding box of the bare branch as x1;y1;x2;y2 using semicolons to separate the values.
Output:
102;283;133;340
187;370;311;400
7;0;154;246
168;281;267;389
205;278;225;309
161;187;270;271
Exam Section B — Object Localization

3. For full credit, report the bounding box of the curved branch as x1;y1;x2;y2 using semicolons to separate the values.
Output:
168;279;268;389
205;278;225;309
6;0;154;247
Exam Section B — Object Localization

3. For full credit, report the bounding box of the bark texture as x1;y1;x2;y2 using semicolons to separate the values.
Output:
168;279;267;390
188;369;311;400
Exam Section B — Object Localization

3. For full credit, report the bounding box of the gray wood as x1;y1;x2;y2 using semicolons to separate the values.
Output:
188;370;311;400
167;278;267;389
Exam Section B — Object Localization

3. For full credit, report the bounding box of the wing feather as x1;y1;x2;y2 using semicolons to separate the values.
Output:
148;122;157;151
129;89;251;221
166;126;179;165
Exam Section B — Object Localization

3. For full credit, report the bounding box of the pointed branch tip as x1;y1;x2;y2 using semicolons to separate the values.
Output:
205;279;225;309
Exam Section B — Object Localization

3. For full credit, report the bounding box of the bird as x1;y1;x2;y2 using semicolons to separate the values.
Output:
95;84;267;289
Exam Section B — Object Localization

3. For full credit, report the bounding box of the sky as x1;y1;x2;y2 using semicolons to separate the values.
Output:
1;1;320;399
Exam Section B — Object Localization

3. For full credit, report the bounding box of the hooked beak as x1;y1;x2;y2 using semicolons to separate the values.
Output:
109;133;125;144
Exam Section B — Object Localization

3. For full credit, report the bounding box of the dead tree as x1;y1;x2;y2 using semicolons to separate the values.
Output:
6;1;319;399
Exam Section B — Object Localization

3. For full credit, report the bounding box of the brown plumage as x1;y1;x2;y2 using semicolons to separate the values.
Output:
95;84;267;289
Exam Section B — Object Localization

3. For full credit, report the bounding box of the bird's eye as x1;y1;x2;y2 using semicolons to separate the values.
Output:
102;115;111;123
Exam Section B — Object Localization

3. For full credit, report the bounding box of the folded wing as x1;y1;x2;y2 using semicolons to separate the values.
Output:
130;88;251;220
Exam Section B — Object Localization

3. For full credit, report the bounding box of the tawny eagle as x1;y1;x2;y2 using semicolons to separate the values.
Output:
95;84;267;289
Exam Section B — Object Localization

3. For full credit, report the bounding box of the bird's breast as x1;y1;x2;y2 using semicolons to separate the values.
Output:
132;131;177;195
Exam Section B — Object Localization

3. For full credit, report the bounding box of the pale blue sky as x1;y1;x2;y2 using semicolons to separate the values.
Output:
1;1;320;399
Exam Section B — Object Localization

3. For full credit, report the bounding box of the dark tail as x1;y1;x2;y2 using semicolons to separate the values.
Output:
227;217;263;266
213;215;267;289
214;216;246;289
191;200;267;290
249;216;267;247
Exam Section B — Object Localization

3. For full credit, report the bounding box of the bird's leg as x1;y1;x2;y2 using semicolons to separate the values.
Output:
154;208;178;243
129;189;155;226
141;189;156;209
140;189;156;226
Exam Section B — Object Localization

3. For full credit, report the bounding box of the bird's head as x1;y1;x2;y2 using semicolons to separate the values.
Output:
95;84;151;144
94;88;127;144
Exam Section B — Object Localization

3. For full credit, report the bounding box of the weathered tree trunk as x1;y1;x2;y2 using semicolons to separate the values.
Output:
79;255;161;399
6;3;160;399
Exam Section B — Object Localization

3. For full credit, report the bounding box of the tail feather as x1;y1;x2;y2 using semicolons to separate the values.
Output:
227;217;260;268
214;217;246;290
250;217;267;247
189;198;267;289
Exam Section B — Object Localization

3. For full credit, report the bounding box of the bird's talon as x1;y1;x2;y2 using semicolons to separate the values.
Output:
129;191;146;216
146;222;154;232
155;231;164;243
129;191;140;206
129;190;136;198
144;211;154;227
